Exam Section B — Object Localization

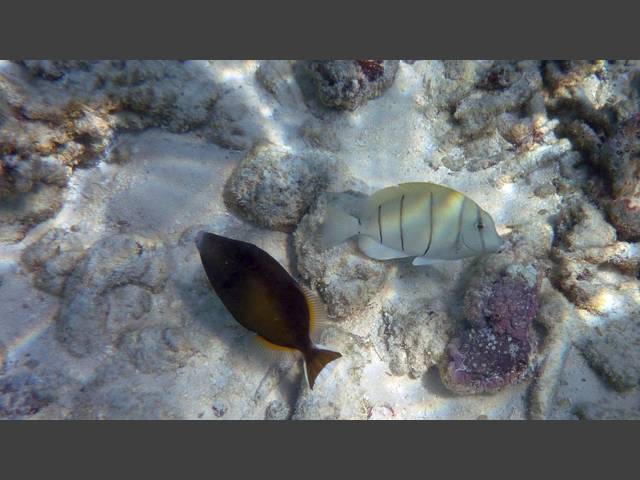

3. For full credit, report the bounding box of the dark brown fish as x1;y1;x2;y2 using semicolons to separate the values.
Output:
195;231;341;389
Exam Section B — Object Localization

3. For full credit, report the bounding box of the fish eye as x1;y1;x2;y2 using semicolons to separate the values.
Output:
476;222;484;230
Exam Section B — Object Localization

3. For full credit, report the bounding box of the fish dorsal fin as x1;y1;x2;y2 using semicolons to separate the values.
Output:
363;185;404;215
300;285;329;335
364;183;455;215
398;181;432;192
399;182;457;196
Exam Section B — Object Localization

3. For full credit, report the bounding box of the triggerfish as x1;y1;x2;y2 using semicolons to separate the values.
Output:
195;231;341;389
321;182;503;265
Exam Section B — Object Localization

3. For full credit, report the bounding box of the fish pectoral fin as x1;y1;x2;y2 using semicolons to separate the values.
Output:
358;236;408;260
304;348;342;389
412;256;439;266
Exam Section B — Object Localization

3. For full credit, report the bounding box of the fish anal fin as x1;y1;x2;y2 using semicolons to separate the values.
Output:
304;348;342;389
412;256;439;266
255;335;292;352
248;335;297;364
358;236;408;260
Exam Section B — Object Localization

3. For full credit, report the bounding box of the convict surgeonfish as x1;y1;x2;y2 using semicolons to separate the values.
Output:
321;182;503;265
195;231;341;389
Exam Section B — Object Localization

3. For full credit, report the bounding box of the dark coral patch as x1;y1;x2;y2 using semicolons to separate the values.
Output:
442;328;531;395
440;269;539;395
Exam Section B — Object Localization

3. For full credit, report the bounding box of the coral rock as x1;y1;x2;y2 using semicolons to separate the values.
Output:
380;301;451;379
0;341;5;376
440;327;531;395
606;196;640;242
56;233;169;357
305;60;399;111
453;61;542;139
579;318;640;392
574;402;640;420
21;228;86;296
265;399;291;420
0;372;52;419
481;276;539;341
118;326;194;374
226;145;338;231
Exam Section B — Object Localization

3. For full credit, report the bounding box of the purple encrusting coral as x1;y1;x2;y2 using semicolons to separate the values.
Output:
443;328;530;393
440;270;539;395
472;276;539;342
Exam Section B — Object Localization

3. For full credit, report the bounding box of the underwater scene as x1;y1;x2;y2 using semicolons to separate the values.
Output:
0;60;639;420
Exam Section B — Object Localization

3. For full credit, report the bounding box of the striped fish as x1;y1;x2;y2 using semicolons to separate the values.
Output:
320;182;503;265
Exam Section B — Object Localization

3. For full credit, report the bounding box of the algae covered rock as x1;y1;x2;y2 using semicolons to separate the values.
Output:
602;113;640;197
423;60;566;175
265;399;291;420
527;281;578;420
606;196;640;243
551;198;640;317
0;185;66;243
117;326;195;374
21;227;86;296
20;60;220;133
601;113;640;241
0;341;6;376
56;233;169;358
453;61;543;139
207;92;263;151
380;300;452;379
551;199;626;312
574;402;640;420
226;145;339;231
0;372;53;419
551;197;640;393
0;61;223;240
579;317;640;392
304;60;399;111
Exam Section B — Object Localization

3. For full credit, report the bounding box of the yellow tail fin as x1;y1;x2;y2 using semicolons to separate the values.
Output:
304;348;342;389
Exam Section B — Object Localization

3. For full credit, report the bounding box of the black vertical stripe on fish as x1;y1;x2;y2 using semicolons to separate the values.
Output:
378;204;383;243
423;192;434;256
476;204;486;253
399;194;405;251
455;197;466;251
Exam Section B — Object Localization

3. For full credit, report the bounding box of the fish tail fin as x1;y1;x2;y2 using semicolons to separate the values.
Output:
320;205;360;250
304;347;342;389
